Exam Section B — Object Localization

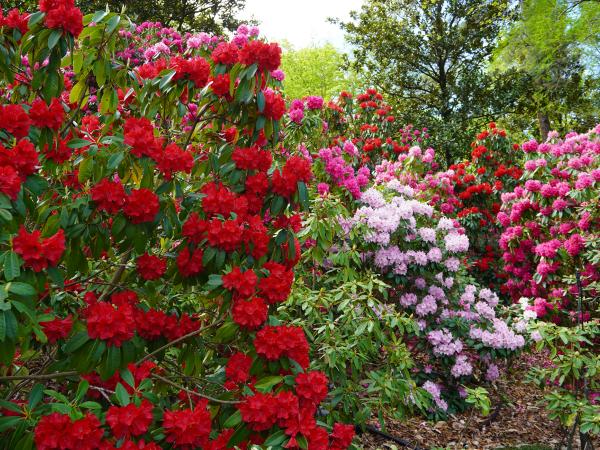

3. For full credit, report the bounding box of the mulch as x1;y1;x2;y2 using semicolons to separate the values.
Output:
358;352;599;449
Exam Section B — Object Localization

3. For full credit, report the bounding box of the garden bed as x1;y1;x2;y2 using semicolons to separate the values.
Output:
359;353;584;449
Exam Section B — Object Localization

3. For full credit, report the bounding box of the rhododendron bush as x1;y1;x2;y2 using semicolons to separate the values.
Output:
0;4;355;449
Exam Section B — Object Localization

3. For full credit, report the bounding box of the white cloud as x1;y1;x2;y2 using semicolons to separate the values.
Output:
240;0;363;50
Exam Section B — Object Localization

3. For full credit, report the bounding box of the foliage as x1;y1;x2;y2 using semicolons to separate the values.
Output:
338;0;518;165
0;4;357;449
492;0;600;141
280;43;358;101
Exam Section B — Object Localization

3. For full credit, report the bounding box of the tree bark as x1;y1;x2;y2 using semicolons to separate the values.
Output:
538;111;551;142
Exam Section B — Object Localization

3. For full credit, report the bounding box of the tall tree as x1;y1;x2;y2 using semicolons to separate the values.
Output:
3;0;246;33
280;43;360;100
338;0;517;165
492;0;600;141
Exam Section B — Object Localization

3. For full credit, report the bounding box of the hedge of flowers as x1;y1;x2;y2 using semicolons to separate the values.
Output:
498;128;600;316
343;182;526;414
0;3;355;449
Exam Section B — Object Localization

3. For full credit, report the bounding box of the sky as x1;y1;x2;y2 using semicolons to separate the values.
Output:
240;0;364;50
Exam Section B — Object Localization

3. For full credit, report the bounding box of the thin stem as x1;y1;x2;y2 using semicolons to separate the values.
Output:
136;319;223;365
151;373;239;404
0;371;78;381
98;249;132;301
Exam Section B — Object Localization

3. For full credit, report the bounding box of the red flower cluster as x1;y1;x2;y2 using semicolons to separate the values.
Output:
106;400;154;438
222;266;257;299
39;0;84;37
239;40;281;72
258;262;294;304
42;138;72;163
225;352;253;385
29;98;65;130
155;143;194;180
0;139;39;198
0;9;29;35
211;73;231;97
34;412;103;450
295;371;328;405
123;188;160;224
262;90;286;120
272;156;312;198
211;42;239;66
253;325;309;368
163;403;211;449
232;146;272;171
171;56;211;88
84;297;136;347
232;296;268;329
90;178;126;214
0;104;31;138
136;253;167;280
176;246;204;277
124;117;159;158
40;315;73;343
13;226;65;272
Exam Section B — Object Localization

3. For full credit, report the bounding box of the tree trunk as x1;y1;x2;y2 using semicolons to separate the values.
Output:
538;112;550;142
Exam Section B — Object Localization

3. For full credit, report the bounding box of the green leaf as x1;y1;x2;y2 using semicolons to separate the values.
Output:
159;70;176;90
48;30;62;50
257;90;266;112
67;138;92;149
0;312;5;341
223;410;242;428
63;331;90;353
4;252;21;281
114;383;130;406
106;15;121;34
78;157;94;183
263;430;287;447
7;282;37;296
28;11;45;27
28;384;44;409
254;375;283;393
0;416;22;433
0;209;12;222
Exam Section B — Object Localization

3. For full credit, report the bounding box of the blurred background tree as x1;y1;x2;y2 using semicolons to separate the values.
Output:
280;42;360;100
492;0;600;141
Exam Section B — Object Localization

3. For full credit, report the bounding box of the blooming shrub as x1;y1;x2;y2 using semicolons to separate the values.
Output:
0;4;354;449
498;128;599;315
345;183;526;414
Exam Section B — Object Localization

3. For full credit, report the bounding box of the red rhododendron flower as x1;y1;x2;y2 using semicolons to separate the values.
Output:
330;423;356;450
29;98;65;130
90;178;126;214
41;0;84;37
238;392;279;431
232;146;272;172
239;40;281;72
34;412;103;450
155;143;194;179
106;400;154;438
295;371;328;405
84;301;136;347
182;212;209;244
211;42;239;65
0;140;39;178
262;90;286;120
163;404;211;448
272;156;312;198
0;104;31;138
171;56;211;88
253;325;310;368
40;315;73;343
43;138;73;164
136;253;167;280
3;9;29;35
245;172;269;196
232;296;268;329
135;308;168;340
207;218;244;252
211;73;231;97
124;117;158;158
201;182;240;218
13;227;65;272
258;262;294;304
222;266;257;299
123;189;160;224
176;246;204;277
225;352;253;384
0;165;21;199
